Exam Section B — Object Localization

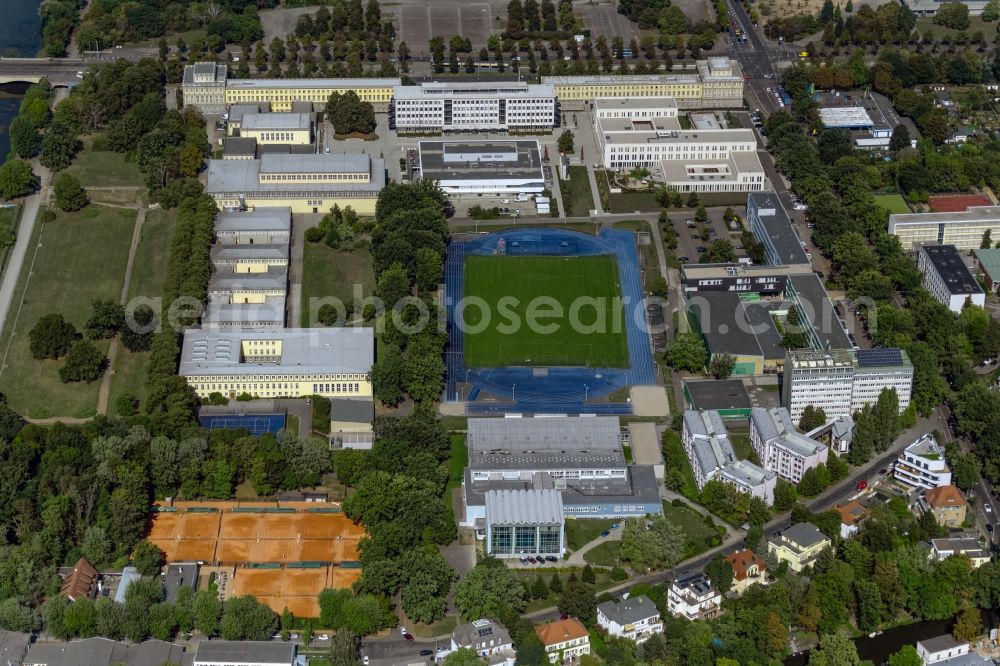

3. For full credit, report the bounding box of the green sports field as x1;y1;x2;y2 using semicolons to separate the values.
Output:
873;193;910;215
462;255;629;368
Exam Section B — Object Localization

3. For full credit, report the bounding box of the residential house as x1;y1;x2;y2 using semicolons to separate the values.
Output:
59;559;98;601
836;501;869;539
830;414;855;455
920;485;968;528
596;595;663;643
667;572;722;620
930;537;991;568
450;619;516;666
724;549;768;595
768;523;831;572
535;619;590;664
895;434;953;490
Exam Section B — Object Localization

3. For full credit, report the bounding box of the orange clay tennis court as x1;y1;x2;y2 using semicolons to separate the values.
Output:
230;567;364;617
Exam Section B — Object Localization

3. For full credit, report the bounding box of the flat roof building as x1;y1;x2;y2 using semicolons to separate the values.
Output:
895;433;952;490
889;206;1000;251
974;247;1000;291
206;153;385;215
818;106;874;129
917;244;985;313
747;192;810;265
178;327;374;401
681;410;777;505
484;489;564;559
193;640;294;666
683;379;753;418
686;290;784;376
329;397;375;450
391;81;556;133
417;140;544;195
749;407;829;484
24;638;187;666
237;112;313;146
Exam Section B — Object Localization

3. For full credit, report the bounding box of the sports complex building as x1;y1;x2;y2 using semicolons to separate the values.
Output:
417;140;545;196
444;227;655;414
460;416;663;553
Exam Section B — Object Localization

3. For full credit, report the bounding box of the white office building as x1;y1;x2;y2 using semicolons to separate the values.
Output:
894;433;952;490
917;244;986;313
667;573;722;621
391;81;556;133
889;206;1000;251
681;410;777;505
417;140;545;195
749;407;829;484
592;99;764;193
784;348;913;422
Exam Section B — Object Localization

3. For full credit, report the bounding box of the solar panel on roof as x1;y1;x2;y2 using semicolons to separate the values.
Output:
856;348;902;367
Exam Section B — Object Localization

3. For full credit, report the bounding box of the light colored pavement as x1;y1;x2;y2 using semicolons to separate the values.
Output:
586;164;604;215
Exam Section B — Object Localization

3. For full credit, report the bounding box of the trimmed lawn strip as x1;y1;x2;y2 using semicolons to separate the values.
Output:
0;205;136;418
565;518;616;551
562;166;595;216
65;136;145;188
730;433;761;466
583;541;622;567
300;243;375;327
661;501;719;558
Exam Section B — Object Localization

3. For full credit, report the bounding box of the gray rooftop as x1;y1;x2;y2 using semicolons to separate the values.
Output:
418;140;543;183
890;206;1000;227
164;563;199;604
465;465;662;511
0;630;30;664
597;595;660;625
240;112;311;131
25;638;186;666
542;73;701;85
208;267;288;294
179;327;374;377
485;489;564;525
719;459;777;487
684;379;753;412
683;410;737;478
452;619;513;652
329;398;374;425
193;640;293;664
207;154;385;194
780;522;828;549
203;297;286;326
211;244;289;263
920;244;984;296
467;416;625;470
787;273;854;350
215;208;291;234
673;572;715;596
931;537;989;557
395;81;554;98
225;77;400;90
228;104;266;123
748;192;810;265
223;137;257;158
686;291;784;360
113;567;141;604
596;115;754;145
751;407;827;458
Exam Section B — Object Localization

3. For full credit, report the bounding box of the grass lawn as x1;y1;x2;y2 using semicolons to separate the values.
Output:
662;430;699;499
661;501;719;557
583;541;622;567
462;255;628;367
873;193;911;215
607;191;661;214
300;243;375;327
565;518;616;551
107;207;179;415
519;569;618;613
0;205;136;418
729;433;761;466
65;136;145;188
443;435;468;529
406;615;457;638
561;166;596;216
915;15;991;38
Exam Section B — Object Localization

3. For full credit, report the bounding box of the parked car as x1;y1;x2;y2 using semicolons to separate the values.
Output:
696;245;707;253
679;256;690;262
400;627;407;635
420;650;434;657
500;199;510;204
691;233;700;239
600;530;610;537
405;633;415;641
856;479;867;491
545;555;558;562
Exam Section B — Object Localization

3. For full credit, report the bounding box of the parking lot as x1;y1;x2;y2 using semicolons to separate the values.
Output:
577;4;640;43
386;0;496;54
667;207;747;264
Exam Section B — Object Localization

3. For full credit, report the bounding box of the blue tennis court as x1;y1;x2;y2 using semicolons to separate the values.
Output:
199;413;286;436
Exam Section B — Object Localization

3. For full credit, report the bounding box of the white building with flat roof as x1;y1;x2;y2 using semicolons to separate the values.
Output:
895;433;952;490
749;407;829;484
178;327;374;400
391;81;556;133
889;206;1000;250
417;140;544;195
593;99;764;193
917;244;986;313
783;348;913;422
681;410;777;505
237;112;312;145
667;573;721;620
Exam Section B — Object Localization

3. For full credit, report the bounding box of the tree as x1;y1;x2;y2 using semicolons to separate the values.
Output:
934;2;970;29
704;555;734;593
341;595;391;636
0;159;37;200
193;590;221;636
85;298;125;339
709;353;736;379
29;313;79;359
799;405;827;431
455;560;527;621
9;116;39;159
39;121;80;171
983;0;1000;20
888;645;922;666
53;173;87;211
808;630;862;666
325;90;376;136
219;596;277;641
558;582;597;626
889;124;912;152
444;649;486;666
557;129;574;153
0;597;36;633
664;332;707;372
414;247;442;293
781;304;809;350
619;515;684;571
377;262;411;309
953;606;982;642
131;541;165;575
59;340;107;383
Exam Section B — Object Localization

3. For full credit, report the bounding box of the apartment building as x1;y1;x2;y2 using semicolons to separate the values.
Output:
206;153;385;215
749;407;829;484
667;572;722;620
681;410;777;505
597;595;663;643
768;523;831;572
894;433;952;490
783;348;913;422
178;327;374;400
889;206;1000;250
917;244;986;313
535;619;590;664
390;81;557;132
919;485;968;528
543;57;744;108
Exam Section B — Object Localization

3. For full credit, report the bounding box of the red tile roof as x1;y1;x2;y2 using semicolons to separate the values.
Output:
924;484;967;508
724;549;766;581
536;618;589;646
60;558;98;601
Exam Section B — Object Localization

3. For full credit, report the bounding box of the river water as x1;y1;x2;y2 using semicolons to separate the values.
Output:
0;0;43;160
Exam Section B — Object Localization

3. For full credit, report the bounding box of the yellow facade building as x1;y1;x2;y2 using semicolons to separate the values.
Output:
179;328;374;400
768;522;831;572
206;153;384;215
238;112;313;145
223;77;399;112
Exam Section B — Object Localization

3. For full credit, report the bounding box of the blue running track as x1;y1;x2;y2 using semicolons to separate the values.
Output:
444;228;655;414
